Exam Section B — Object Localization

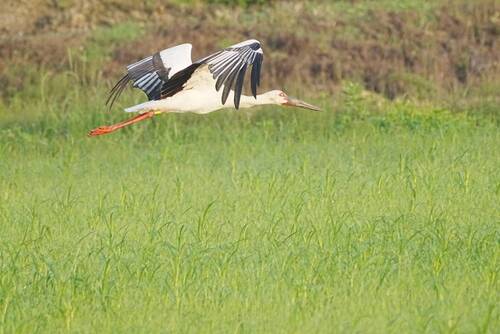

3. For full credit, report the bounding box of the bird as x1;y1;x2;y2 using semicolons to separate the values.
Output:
88;39;321;136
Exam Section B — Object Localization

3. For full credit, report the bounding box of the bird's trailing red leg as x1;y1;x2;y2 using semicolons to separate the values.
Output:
88;111;156;137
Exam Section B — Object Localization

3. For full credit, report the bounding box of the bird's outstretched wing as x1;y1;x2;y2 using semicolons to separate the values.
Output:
106;43;192;109
200;39;264;109
160;39;264;109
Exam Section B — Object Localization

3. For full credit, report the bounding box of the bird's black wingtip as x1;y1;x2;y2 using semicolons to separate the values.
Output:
105;73;130;110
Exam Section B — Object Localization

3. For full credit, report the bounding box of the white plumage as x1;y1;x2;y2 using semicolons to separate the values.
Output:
157;43;192;76
124;65;273;114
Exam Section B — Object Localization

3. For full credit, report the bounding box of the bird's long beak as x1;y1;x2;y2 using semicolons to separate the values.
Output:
284;97;322;111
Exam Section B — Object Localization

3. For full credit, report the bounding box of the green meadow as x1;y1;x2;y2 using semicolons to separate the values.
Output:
1;0;499;332
1;90;499;332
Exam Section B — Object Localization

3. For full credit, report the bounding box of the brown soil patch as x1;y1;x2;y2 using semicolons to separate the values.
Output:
1;1;499;100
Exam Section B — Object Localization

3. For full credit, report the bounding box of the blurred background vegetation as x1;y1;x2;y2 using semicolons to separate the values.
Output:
0;0;499;117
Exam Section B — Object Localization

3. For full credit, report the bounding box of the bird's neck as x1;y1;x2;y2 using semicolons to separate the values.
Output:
239;94;275;108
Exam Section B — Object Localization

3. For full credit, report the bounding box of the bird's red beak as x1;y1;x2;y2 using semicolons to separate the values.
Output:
283;97;322;111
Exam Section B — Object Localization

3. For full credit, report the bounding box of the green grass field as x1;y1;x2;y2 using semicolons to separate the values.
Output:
1;89;498;332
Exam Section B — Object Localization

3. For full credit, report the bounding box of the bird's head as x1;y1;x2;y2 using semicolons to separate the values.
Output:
263;90;322;111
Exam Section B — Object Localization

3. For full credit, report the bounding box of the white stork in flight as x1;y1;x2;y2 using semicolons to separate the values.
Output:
89;39;321;136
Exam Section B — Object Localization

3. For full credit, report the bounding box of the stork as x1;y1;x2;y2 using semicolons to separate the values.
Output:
88;39;321;136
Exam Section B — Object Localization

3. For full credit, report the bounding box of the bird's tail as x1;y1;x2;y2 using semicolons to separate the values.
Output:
124;100;161;113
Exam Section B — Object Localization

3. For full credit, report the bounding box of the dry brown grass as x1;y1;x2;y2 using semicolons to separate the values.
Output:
1;0;499;102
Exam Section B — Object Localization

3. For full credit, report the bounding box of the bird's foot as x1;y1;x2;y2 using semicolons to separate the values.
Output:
88;126;117;137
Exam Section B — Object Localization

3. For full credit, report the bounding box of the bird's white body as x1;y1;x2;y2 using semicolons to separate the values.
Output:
125;91;265;114
124;65;278;114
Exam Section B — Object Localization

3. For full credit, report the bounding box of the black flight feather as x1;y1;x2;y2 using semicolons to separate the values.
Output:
221;68;239;105
234;64;247;109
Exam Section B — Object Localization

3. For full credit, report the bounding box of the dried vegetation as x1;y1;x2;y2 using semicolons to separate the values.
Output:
1;0;499;104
